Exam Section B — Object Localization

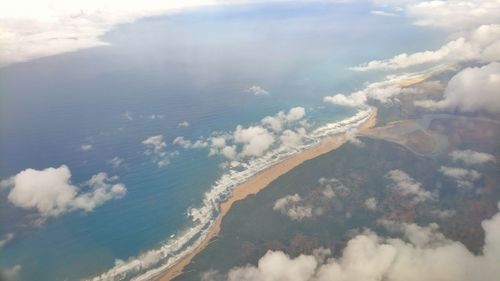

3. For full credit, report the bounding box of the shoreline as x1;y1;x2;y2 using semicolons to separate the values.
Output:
156;108;378;281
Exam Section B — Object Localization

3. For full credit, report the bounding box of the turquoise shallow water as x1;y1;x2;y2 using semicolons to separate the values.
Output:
0;2;446;280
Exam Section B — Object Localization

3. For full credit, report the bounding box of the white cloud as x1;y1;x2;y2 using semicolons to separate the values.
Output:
322;185;335;199
352;24;500;72
323;90;367;108
0;264;21;281
220;145;238;160
450;150;496;166
0;177;14;190
178;121;190;128
439;166;481;188
415;62;500;113
227;251;316;281
286;107;306;122
379;220;447;247
407;0;500;31
430;209;457;219
280;128;307;149
261;107;306;132
272;177;342;221
0;233;14;248
210;201;500;281
323;72;425;108
208;107;307;160
81;144;93;151
173;136;209;149
234;125;275;157
370;10;398;17
142;134;175;167
143;135;167;155
0;0;253;66
273;194;313;221
246;85;270;96
364;197;378;211
108;157;124;168
387;169;434;203
2;165;126;218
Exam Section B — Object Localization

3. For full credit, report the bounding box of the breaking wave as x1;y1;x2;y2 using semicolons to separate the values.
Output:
88;107;374;281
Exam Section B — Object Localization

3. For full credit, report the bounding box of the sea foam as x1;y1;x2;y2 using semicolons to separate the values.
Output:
88;107;374;281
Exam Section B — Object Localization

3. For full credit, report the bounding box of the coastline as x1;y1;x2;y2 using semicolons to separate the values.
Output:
157;108;378;281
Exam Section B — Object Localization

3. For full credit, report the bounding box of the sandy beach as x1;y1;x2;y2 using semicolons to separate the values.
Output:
157;109;378;281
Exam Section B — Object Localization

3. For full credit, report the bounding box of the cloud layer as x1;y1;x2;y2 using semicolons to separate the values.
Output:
2;165;126;218
205;202;500;281
415;62;500;113
351;24;500;71
0;0;235;66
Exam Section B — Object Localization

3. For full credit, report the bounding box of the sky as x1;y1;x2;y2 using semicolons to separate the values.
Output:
2;0;499;66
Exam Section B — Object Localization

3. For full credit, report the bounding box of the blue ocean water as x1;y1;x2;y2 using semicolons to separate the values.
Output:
0;2;446;281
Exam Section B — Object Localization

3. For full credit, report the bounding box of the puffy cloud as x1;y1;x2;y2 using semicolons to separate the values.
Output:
323;91;367;108
286;107;306;122
0;264;21;281
450;150;496;166
211;202;500;281
227;251;317;281
280;128;307;149
439;166;481;188
407;0;500;31
352;24;500;72
378;220;447;247
219;146;237;160
0;233;14;249
364;197;378;211
415;62;500;113
2;165;126;218
322;185;335;199
273;194;313;221
143;135;176;167
261;107;306;132
142;135;167;155
387;170;435;203
318;177;349;197
273;177;342;221
208;107;307;160
178;121;190;128
108;156;124;168
246;85;270;96
173;136;208;149
345;128;365;147
234;125;275;157
323;72;425;108
81;144;93;151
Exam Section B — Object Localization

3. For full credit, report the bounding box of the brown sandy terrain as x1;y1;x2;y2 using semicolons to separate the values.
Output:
404;130;436;154
156;109;378;281
359;119;439;155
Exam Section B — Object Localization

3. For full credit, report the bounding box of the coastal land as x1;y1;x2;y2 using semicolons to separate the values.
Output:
157;109;378;281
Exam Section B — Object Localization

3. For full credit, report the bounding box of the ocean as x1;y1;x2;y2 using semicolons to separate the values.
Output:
0;2;446;280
